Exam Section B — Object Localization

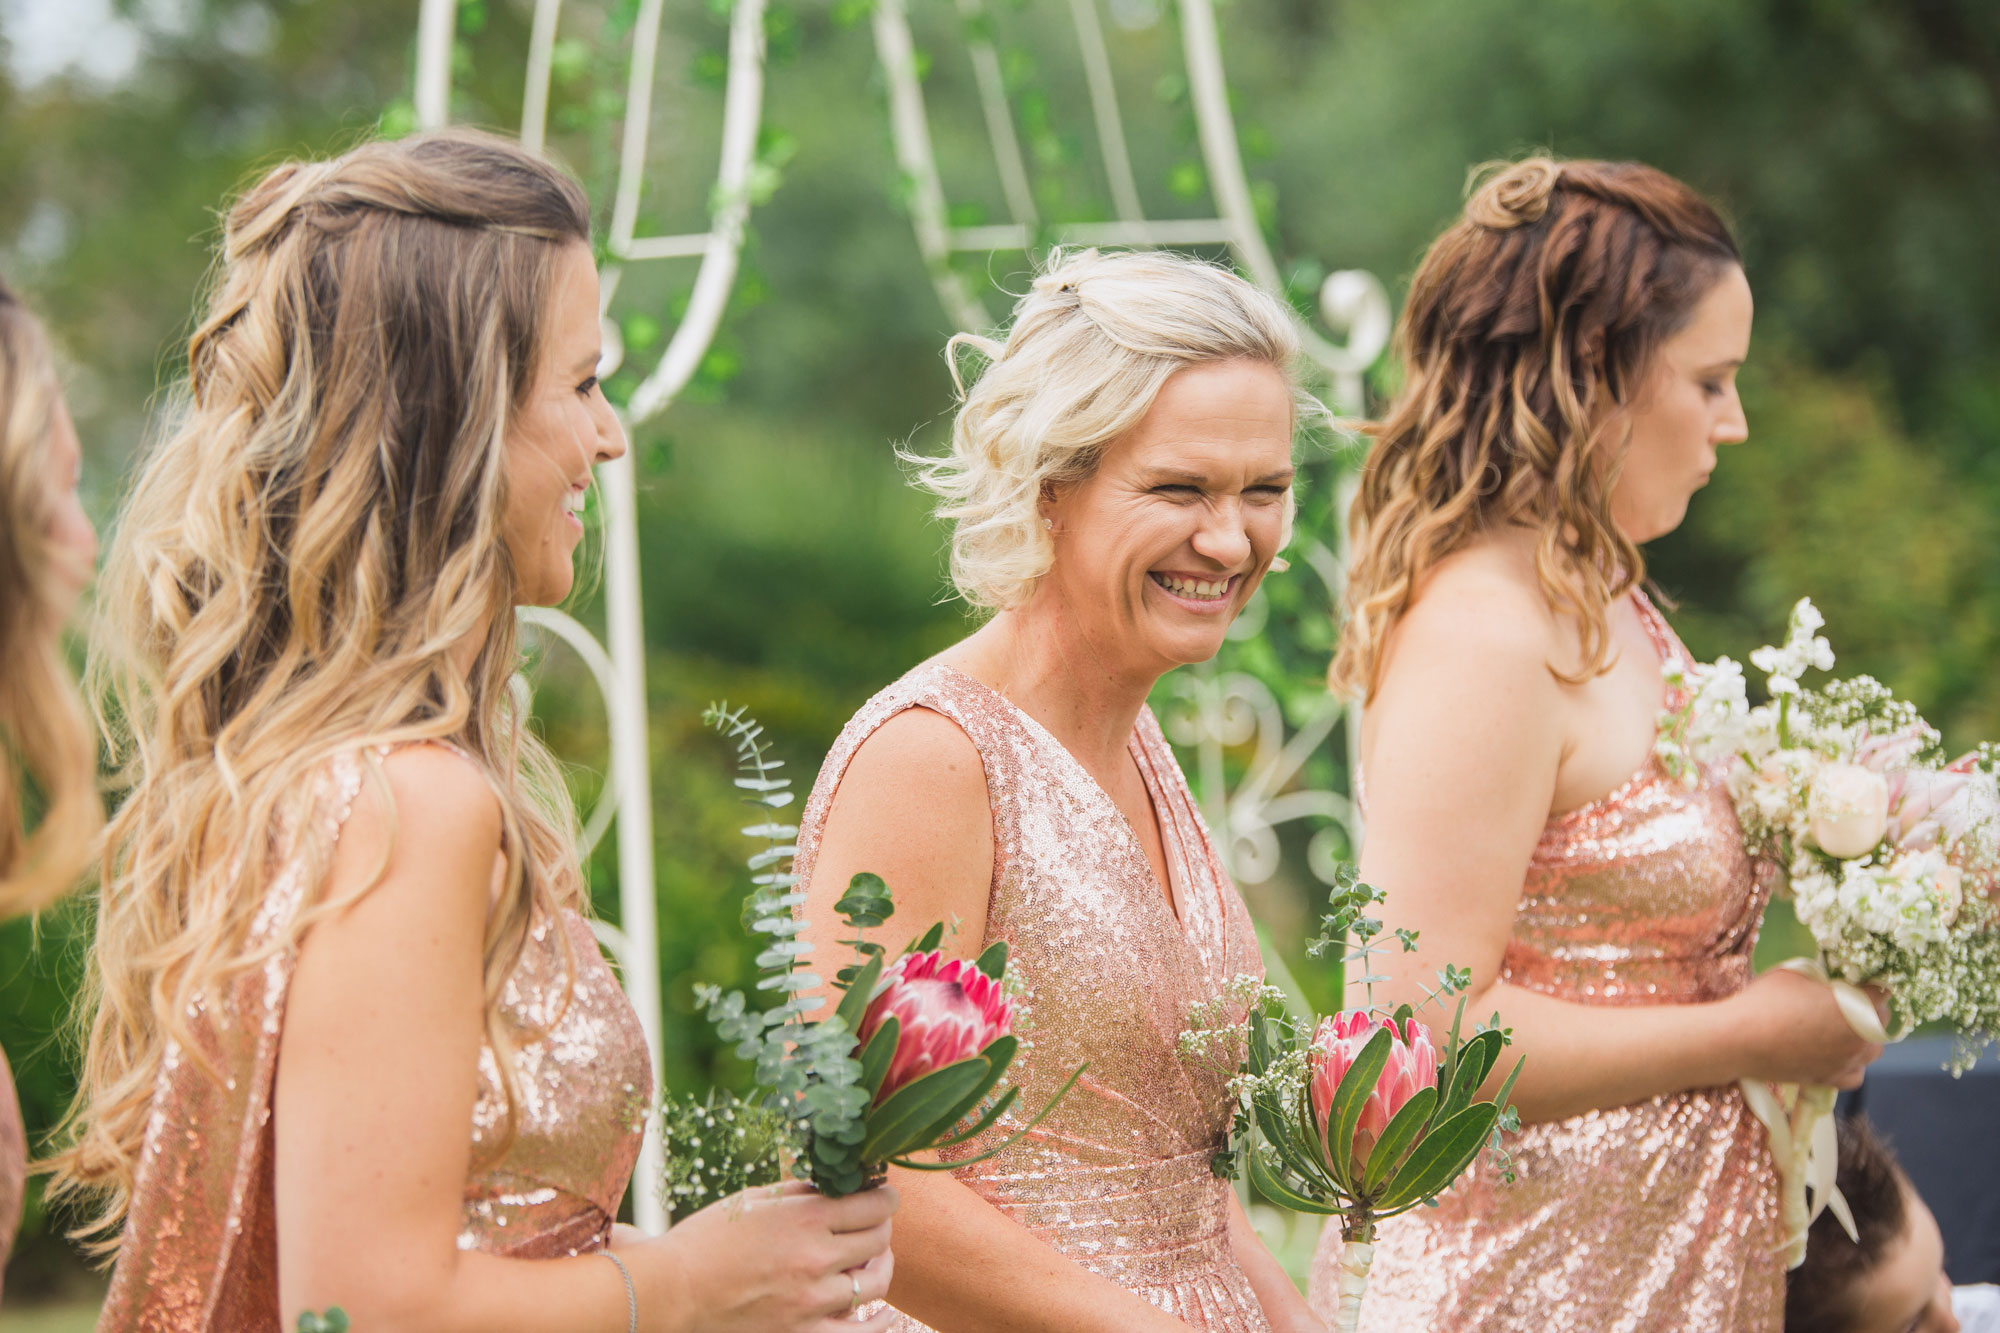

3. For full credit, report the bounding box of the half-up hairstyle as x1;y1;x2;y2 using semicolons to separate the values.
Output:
1329;157;1740;698
47;129;594;1246
909;247;1318;610
0;278;100;916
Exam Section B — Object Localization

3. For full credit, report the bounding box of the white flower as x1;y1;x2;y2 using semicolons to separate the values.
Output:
1810;764;1892;859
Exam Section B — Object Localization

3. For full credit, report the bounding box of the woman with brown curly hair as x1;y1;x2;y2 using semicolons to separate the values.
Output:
0;275;101;1304
1308;158;1881;1330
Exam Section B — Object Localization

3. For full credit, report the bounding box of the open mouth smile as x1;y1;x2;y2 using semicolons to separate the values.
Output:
1148;571;1238;608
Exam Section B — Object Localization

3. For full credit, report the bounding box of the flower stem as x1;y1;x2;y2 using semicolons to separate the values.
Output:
1336;1213;1376;1333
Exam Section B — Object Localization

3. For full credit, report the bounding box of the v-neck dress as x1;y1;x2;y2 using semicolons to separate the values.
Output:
794;661;1274;1332
1307;590;1782;1332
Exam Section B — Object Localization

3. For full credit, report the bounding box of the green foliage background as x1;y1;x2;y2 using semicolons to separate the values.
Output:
1;0;1995;1298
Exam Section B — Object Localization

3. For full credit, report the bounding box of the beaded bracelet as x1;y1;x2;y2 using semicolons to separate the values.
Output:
599;1250;638;1333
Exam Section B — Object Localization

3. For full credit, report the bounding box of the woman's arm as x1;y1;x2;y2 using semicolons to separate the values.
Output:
1359;571;1878;1126
275;745;897;1333
1226;1191;1320;1333
802;708;1198;1333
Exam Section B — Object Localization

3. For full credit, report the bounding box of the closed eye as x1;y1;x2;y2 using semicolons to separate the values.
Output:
1153;484;1202;498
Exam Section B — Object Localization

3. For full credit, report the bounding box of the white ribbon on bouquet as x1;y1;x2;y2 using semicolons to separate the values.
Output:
1739;958;1896;1269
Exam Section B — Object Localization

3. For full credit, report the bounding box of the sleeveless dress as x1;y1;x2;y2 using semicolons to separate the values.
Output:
795;662;1274;1332
99;749;653;1332
1306;591;1783;1332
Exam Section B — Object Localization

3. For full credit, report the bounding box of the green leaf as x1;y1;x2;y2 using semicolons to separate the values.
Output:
834;953;885;1032
859;1057;993;1162
900;1060;1086;1170
1375;1103;1499;1211
910;922;945;954
857;1014;900;1099
1361;1084;1438;1196
1438;1029;1502;1121
912;1085;1019;1153
927;1034;1017;1133
974;939;1010;980
1326;1027;1393;1191
1248;1144;1343;1216
836;872;895;927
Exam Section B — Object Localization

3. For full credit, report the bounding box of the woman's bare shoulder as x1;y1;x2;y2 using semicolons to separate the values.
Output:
832;705;989;822
327;743;503;915
1388;538;1565;683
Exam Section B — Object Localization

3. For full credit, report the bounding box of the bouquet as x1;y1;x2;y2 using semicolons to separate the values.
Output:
1182;871;1523;1333
695;705;1080;1197
1657;598;2000;1265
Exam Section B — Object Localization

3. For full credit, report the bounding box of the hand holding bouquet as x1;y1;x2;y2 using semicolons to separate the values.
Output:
1182;873;1523;1333
1657;600;2000;1265
696;706;1079;1198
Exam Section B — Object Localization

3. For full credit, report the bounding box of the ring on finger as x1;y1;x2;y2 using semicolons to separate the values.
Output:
849;1270;863;1313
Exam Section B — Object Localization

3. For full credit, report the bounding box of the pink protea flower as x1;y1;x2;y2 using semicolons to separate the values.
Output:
857;950;1014;1104
1307;1011;1440;1173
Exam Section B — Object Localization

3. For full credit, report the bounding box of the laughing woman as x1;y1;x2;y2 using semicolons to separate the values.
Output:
796;248;1323;1333
48;130;894;1333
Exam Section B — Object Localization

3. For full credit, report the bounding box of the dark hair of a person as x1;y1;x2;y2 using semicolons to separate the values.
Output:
1330;156;1742;698
1784;1115;1913;1333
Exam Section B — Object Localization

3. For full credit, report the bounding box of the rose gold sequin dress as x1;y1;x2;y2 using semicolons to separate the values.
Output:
1307;591;1783;1332
1;1045;24;1305
99;749;653;1333
797;663;1274;1332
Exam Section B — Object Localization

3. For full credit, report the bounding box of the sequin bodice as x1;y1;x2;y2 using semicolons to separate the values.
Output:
1309;592;1782;1333
99;750;652;1333
796;662;1273;1332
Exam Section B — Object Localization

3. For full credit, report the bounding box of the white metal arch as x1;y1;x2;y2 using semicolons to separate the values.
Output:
870;0;1390;896
415;0;770;1235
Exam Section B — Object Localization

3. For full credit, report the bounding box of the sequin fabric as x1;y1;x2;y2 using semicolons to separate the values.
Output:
1307;592;1783;1333
98;748;652;1332
0;1044;24;1305
795;662;1274;1332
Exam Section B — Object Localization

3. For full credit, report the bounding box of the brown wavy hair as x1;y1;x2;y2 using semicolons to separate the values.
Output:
1329;157;1741;698
0;278;100;917
46;129;595;1249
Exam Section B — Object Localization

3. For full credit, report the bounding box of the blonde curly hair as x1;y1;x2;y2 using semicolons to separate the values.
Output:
46;129;596;1248
1329;157;1742;699
908;247;1317;610
0;278;100;918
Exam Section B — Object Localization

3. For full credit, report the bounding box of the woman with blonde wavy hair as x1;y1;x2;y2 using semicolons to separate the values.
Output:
48;129;894;1333
1306;157;1882;1331
796;247;1325;1333
0;276;102;1302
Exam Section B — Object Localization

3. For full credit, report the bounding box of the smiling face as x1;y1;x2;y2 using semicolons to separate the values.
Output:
1036;357;1294;679
1608;262;1753;544
501;242;627;607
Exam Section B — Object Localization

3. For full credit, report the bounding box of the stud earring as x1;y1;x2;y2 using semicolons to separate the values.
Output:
1042;517;1054;531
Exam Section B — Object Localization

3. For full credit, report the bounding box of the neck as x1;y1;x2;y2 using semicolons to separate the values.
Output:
951;594;1161;774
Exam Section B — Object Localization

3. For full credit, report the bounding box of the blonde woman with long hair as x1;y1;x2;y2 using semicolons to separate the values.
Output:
797;248;1324;1333
0;276;102;1302
48;130;894;1333
1306;158;1883;1331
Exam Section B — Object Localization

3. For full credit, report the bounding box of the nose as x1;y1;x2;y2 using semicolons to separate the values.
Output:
1189;499;1252;568
594;400;628;466
1715;387;1748;447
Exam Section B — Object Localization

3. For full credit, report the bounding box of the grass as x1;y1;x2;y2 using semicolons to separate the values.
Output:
2;1301;100;1332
